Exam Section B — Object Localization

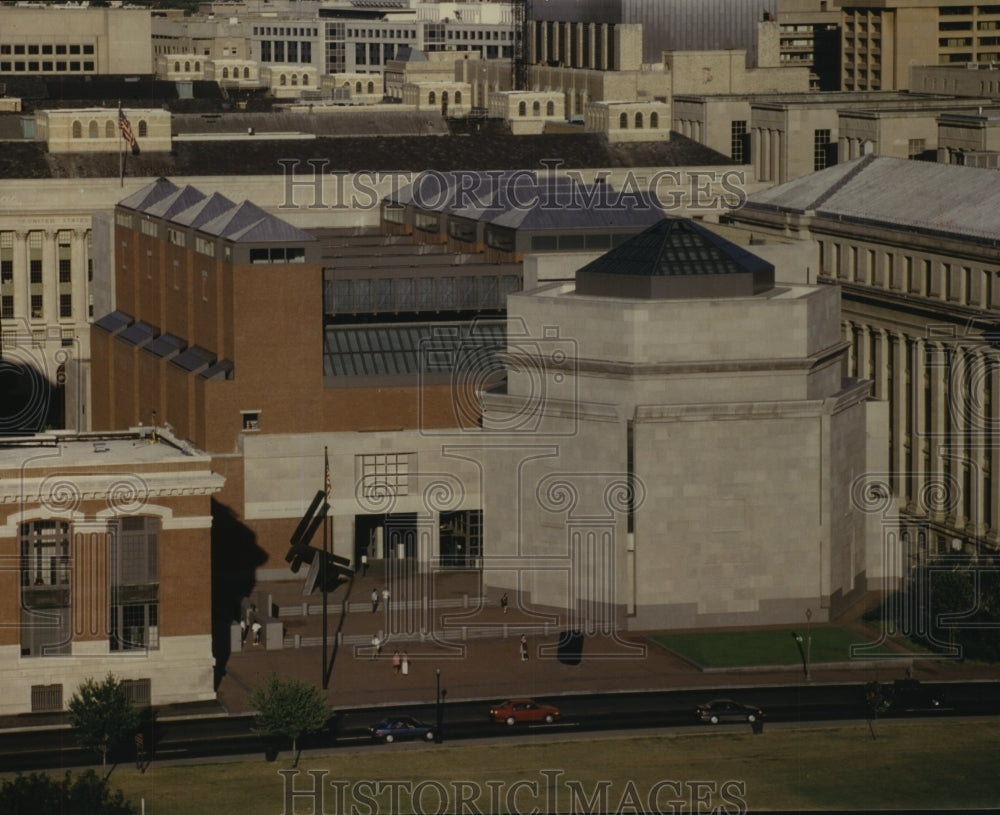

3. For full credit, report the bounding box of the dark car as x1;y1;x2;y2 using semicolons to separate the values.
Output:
369;716;437;743
694;699;765;724
888;679;946;714
489;698;561;726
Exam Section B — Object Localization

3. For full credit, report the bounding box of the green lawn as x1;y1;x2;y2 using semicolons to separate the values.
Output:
652;627;894;668
38;719;1000;814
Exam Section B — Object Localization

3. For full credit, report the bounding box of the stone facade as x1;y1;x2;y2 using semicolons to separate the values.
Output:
36;108;172;154
481;273;888;630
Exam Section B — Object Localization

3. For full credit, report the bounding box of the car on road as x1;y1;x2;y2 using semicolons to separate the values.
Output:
369;716;437;743
694;699;765;724
888;679;946;714
489;698;561;726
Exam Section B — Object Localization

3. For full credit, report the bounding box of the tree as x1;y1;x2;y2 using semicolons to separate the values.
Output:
248;674;331;765
0;770;136;815
67;674;140;777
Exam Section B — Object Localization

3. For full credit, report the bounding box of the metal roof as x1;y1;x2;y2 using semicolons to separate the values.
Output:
324;320;505;377
742;155;1000;243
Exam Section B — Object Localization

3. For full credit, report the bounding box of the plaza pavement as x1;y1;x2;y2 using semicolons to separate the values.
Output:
214;567;996;717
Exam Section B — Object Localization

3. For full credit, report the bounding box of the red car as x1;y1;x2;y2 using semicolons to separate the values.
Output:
489;698;561;726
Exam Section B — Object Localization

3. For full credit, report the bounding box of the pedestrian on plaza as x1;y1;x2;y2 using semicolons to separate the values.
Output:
519;633;528;662
252;621;262;646
401;650;409;677
240;618;247;646
392;650;401;676
371;633;381;659
361;553;369;577
382;586;390;611
500;592;509;614
371;588;379;613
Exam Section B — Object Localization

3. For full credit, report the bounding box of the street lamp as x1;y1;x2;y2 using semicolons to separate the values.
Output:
434;668;446;743
805;608;813;681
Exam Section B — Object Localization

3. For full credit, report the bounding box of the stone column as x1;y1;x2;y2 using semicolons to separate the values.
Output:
13;230;29;323
855;322;871;383
910;337;927;514
890;331;908;501
927;341;948;523
42;229;57;324
948;347;967;532
968;350;987;537
989;353;1000;544
72;228;88;328
872;327;889;401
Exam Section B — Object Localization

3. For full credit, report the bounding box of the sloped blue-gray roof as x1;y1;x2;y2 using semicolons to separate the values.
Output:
119;177;179;212
171;191;238;228
742;154;1000;243
143;184;208;220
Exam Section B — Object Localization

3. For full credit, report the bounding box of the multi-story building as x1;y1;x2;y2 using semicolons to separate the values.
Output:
841;1;1000;91
0;5;152;78
0;428;223;715
778;0;843;90
727;154;1000;555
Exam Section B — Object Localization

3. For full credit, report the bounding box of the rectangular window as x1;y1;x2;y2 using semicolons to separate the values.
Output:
20;520;71;657
110;517;160;652
730;120;748;164
814;129;832;171
1;296;13;319
59;293;72;318
30;294;43;318
358;453;412;499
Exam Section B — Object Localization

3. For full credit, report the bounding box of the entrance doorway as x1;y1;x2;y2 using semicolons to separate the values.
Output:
354;512;417;563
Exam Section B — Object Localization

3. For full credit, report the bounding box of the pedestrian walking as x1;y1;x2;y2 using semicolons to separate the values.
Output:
382;586;390;611
371;588;379;613
361;553;369;577
371;633;381;659
392;650;401;676
240;618;247;646
401;650;409;676
519;633;528;662
252;621;262;646
500;592;509;614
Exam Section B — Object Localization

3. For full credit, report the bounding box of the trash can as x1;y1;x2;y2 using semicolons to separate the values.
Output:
557;629;584;666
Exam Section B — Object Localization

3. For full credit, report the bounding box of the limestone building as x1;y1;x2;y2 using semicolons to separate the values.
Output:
481;217;891;630
727;154;1000;556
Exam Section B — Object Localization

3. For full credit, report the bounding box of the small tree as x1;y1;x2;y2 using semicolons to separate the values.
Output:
0;770;136;815
67;674;140;777
248;674;330;765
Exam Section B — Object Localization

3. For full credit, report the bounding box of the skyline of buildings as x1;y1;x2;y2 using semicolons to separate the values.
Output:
0;0;997;717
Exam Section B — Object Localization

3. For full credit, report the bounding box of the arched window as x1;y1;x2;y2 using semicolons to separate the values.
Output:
546;100;554;116
356;81;362;93
280;74;287;86
105;121;115;138
367;80;374;93
303;74;309;86
244;67;250;79
195;61;201;72
455;90;462;104
72;120;82;138
650;111;659;129
222;67;229;79
185;61;190;72
88;120;99;138
635;112;644;129
138;120;147;138
429;91;436;104
619;112;628;129
532;100;540;115
174;61;180;72
518;101;526;116
442;90;449;104
291;74;298;86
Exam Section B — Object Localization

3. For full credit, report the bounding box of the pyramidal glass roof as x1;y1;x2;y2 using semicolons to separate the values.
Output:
575;217;774;299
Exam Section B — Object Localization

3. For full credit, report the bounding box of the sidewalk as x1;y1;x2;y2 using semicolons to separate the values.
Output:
215;568;997;716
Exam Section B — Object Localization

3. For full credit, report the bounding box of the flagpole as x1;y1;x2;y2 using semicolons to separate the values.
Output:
118;100;124;188
322;446;329;690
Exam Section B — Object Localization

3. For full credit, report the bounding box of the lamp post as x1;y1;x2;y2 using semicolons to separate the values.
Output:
805;608;813;681
434;668;445;743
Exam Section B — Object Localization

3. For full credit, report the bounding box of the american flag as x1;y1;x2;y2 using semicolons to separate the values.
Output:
324;448;332;497
118;107;140;155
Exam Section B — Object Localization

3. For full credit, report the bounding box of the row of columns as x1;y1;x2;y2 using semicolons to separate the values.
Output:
2;228;90;330
529;21;613;71
754;127;783;184
846;320;999;546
